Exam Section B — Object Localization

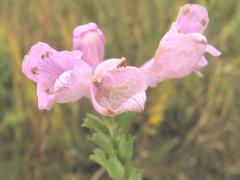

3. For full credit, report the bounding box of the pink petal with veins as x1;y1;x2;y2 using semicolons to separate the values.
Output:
73;22;105;69
91;59;148;116
22;42;57;82
22;45;92;110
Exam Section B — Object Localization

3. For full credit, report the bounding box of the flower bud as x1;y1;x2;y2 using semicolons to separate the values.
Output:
73;22;105;69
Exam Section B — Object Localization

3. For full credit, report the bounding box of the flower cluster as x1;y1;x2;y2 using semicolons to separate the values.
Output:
22;4;221;116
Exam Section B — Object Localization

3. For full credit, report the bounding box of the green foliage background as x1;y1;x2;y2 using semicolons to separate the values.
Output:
0;0;239;179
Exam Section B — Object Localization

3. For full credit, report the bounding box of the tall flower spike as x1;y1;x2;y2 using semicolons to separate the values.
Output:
73;22;105;69
90;58;149;116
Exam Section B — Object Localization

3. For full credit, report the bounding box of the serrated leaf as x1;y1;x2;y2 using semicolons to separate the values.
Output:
105;155;125;179
102;116;118;135
128;168;143;180
118;136;134;164
90;131;112;150
82;115;106;133
90;149;107;168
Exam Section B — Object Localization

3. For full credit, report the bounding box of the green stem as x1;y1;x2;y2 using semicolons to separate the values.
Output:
82;113;143;180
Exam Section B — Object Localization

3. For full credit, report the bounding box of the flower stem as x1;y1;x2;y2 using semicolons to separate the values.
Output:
82;113;143;180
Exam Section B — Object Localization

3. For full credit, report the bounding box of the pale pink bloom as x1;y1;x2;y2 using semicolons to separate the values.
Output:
22;43;92;110
174;4;209;34
90;58;149;116
142;27;221;82
73;22;105;69
142;4;221;83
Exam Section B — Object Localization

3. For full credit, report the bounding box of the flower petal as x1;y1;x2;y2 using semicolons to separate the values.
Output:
149;30;207;81
38;50;85;89
91;63;148;116
206;44;222;57
73;22;105;69
141;59;159;87
54;63;92;103
117;91;146;114
22;42;57;82
195;70;204;78
197;57;208;68
175;4;209;34
37;83;55;110
92;58;127;81
36;50;92;109
141;58;154;71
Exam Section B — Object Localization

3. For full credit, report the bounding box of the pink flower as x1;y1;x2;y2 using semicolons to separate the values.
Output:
142;4;221;83
22;42;92;110
90;58;149;116
174;4;209;34
73;22;105;69
73;23;154;115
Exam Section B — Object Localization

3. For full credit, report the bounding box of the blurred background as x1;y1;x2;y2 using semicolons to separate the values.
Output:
0;0;240;179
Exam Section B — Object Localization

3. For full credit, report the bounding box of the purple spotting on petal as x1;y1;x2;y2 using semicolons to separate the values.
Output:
37;83;55;110
73;22;105;69
22;42;57;82
22;42;93;110
37;50;92;109
90;58;149;116
174;4;209;34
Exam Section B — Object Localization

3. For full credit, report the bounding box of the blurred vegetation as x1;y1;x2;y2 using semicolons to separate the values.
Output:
0;0;240;179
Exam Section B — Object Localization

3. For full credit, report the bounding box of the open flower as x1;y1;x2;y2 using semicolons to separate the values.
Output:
90;58;149;116
142;4;221;83
73;23;154;115
73;22;105;69
22;42;92;110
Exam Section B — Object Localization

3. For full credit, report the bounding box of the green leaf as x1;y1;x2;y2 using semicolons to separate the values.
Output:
82;114;106;133
102;116;118;136
90;131;112;150
105;155;125;180
116;112;135;133
128;168;143;180
90;149;107;168
118;136;134;164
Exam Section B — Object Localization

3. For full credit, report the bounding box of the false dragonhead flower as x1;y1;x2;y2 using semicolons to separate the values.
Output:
73;22;105;69
90;58;150;116
73;23;154;115
142;4;221;83
22;42;92;110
